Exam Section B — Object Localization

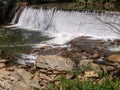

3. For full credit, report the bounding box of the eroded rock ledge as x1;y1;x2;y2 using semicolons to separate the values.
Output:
0;37;120;90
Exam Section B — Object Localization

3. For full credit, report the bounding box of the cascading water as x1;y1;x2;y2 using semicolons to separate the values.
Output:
10;7;120;64
13;7;120;46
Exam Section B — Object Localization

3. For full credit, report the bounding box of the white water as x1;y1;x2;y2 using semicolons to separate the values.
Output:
13;7;120;46
17;54;37;64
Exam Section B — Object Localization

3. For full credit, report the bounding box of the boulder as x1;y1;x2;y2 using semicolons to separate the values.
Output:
36;55;74;71
107;54;120;63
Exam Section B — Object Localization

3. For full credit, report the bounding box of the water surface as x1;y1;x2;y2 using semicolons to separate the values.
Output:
0;27;51;58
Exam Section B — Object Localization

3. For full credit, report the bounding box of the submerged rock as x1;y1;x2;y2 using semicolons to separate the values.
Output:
36;55;75;71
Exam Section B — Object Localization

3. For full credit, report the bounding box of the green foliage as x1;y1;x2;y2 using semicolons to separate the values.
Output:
49;77;120;90
76;0;118;9
76;0;84;3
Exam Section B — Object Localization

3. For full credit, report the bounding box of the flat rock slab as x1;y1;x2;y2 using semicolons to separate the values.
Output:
36;55;75;71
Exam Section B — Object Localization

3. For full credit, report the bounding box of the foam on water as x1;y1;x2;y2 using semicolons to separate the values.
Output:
17;54;37;64
108;45;120;52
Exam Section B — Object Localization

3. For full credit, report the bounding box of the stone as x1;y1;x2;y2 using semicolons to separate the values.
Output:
101;65;115;73
9;81;32;90
0;58;7;63
79;59;94;66
84;71;99;78
36;55;74;71
55;81;60;86
0;66;41;90
78;59;101;70
0;80;11;89
0;69;15;89
77;75;83;79
0;63;5;68
107;54;120;63
39;73;51;81
66;74;74;79
16;69;33;84
78;59;102;76
92;53;100;59
40;46;53;50
31;74;41;89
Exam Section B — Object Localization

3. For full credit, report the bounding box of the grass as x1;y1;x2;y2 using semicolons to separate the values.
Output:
49;77;120;90
49;64;120;90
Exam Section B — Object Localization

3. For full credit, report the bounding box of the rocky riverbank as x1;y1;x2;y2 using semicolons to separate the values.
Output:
0;36;120;89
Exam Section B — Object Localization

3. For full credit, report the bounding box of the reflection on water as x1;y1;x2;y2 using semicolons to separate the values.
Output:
0;27;51;58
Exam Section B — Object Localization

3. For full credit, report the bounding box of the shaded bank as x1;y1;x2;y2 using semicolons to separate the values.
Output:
0;0;12;24
26;0;75;4
0;0;120;24
0;0;75;24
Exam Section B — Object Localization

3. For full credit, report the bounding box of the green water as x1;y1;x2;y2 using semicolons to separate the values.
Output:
0;27;51;59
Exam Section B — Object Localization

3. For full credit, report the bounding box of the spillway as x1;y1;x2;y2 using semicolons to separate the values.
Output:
12;7;120;45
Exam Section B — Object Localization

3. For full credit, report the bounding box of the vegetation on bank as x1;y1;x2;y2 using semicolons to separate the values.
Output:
75;0;120;11
0;0;119;24
49;77;120;90
48;64;120;90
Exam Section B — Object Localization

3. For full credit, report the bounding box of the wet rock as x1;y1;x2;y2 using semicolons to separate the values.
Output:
39;46;53;50
36;55;74;71
32;46;63;55
107;54;120;63
113;39;120;45
68;37;110;57
61;50;89;59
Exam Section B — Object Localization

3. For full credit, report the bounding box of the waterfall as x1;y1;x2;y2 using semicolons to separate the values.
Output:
14;7;120;45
